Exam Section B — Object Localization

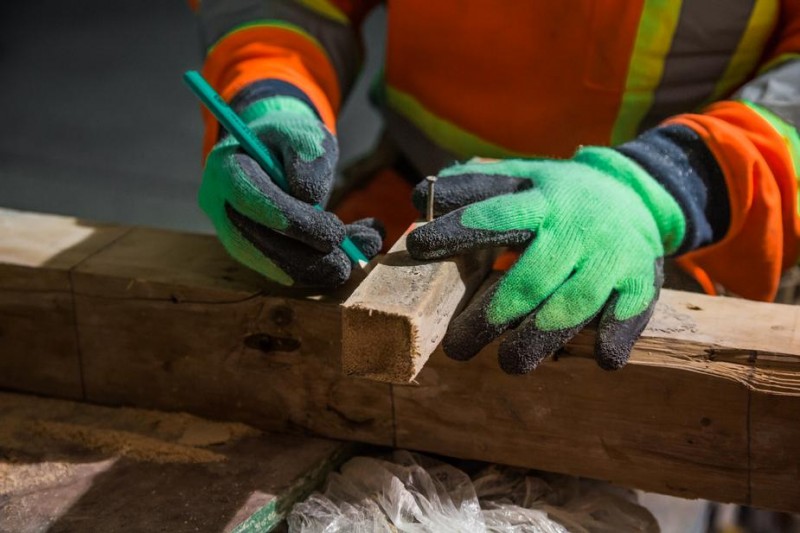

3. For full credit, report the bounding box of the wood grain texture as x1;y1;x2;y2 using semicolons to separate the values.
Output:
749;357;800;511
392;284;800;510
342;223;494;383
0;209;128;398
69;227;395;446
1;208;799;512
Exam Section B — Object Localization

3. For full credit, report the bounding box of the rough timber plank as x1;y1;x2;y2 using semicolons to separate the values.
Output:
393;284;800;511
394;333;751;505
749;360;800;511
342;223;494;383
0;209;128;398
0;391;354;532
70;227;395;446
1;208;800;512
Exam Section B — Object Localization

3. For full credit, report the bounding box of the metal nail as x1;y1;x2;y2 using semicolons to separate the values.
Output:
425;176;437;222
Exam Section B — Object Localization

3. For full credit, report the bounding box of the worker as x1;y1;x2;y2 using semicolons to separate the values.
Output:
191;1;800;374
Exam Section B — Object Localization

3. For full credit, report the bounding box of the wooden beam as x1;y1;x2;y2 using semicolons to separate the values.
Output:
68;224;395;447
0;209;128;399
1;208;799;512
393;281;798;507
342;223;493;383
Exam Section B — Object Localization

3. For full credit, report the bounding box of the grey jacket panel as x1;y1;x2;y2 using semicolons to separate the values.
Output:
735;58;800;128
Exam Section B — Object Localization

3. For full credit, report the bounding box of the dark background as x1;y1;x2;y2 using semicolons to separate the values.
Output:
0;0;385;232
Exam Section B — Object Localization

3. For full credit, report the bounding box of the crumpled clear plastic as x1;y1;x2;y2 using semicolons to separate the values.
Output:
287;451;658;532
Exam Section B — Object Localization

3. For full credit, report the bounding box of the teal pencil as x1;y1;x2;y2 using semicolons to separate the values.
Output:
183;70;369;267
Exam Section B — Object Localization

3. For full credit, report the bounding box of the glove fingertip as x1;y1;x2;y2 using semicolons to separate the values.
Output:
406;224;436;260
595;301;655;371
595;336;633;371
498;321;584;375
442;284;513;362
411;180;429;215
293;248;352;289
346;220;384;259
442;309;489;362
406;213;468;260
318;251;352;288
316;211;347;251
497;340;542;375
442;328;482;362
596;260;663;371
284;131;339;205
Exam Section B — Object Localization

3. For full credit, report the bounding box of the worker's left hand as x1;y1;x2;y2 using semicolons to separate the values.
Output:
407;147;687;373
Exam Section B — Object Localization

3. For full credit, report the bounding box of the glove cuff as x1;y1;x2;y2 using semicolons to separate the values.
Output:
230;79;324;124
573;146;687;255
616;125;730;256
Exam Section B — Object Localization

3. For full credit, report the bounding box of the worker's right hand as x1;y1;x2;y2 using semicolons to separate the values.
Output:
199;92;383;287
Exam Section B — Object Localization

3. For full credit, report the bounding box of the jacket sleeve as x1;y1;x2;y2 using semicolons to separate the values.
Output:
192;0;378;157
662;0;800;301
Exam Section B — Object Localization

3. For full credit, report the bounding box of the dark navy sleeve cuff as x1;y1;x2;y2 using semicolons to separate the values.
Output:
616;124;730;255
229;79;323;122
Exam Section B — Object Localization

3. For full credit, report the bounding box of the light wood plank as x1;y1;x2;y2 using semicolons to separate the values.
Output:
342;223;494;383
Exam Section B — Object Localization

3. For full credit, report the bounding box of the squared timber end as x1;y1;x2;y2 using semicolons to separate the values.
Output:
341;224;494;384
341;305;421;383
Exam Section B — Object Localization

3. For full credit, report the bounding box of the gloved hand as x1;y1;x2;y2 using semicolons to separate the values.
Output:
407;147;687;373
200;87;383;287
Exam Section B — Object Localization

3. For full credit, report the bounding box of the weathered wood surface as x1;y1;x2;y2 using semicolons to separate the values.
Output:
342;223;494;383
1;208;799;512
0;210;128;399
0;391;354;532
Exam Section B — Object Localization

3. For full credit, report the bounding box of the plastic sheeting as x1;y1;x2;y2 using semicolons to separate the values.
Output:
288;451;658;532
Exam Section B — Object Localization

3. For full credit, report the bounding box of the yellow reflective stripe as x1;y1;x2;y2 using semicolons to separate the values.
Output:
741;100;800;211
758;52;800;75
611;0;683;145
295;0;348;24
742;101;800;174
709;0;779;102
206;20;330;61
386;86;532;160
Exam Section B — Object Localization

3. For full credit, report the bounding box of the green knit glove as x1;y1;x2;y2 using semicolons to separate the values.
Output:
407;147;686;373
200;95;382;287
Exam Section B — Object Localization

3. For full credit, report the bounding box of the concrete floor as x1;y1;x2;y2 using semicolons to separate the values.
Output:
0;0;384;233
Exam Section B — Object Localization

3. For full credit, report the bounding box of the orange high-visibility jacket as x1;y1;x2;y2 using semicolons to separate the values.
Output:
194;0;800;301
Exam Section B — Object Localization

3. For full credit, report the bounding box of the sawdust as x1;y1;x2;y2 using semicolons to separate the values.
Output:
1;459;72;494
0;392;260;467
176;418;244;446
28;420;226;464
0;457;115;495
